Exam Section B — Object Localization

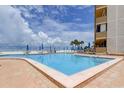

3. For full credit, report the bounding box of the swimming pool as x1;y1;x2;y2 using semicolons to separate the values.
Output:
0;53;113;76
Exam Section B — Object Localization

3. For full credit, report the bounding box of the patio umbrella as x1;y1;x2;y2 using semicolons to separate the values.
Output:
39;44;44;51
54;47;56;53
41;43;44;50
26;44;29;51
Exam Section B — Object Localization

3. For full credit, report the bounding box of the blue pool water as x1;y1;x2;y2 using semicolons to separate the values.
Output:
0;53;113;75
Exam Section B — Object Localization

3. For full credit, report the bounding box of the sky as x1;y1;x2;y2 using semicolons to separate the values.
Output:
0;5;94;48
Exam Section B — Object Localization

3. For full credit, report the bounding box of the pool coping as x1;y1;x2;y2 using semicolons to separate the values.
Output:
0;54;123;88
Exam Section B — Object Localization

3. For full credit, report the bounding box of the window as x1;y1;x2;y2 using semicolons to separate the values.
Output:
101;23;107;32
96;25;100;32
96;23;107;33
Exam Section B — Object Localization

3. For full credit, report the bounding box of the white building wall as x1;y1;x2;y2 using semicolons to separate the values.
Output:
107;5;124;54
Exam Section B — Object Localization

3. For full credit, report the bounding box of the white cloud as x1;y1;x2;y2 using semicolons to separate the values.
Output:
0;6;40;45
58;31;94;46
41;18;67;32
36;18;93;34
36;18;94;46
0;5;94;48
47;37;62;45
13;5;44;18
0;6;63;46
38;31;48;40
52;37;62;44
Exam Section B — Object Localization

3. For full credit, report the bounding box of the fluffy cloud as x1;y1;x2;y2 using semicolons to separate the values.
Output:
13;5;44;18
0;6;62;46
0;5;94;48
13;5;94;45
38;31;63;44
47;37;62;45
38;31;48;40
60;31;94;46
0;6;39;45
34;18;94;46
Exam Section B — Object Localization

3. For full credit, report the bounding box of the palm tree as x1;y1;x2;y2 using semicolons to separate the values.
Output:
70;40;85;51
80;41;84;50
73;39;80;50
88;42;91;48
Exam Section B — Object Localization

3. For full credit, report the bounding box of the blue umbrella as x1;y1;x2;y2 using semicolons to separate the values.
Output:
26;44;29;51
39;44;44;51
54;47;56;53
41;43;44;50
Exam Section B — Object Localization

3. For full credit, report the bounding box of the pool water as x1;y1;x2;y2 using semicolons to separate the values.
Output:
0;53;113;75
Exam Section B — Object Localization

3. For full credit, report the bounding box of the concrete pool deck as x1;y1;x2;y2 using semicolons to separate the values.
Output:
0;57;124;88
0;59;58;88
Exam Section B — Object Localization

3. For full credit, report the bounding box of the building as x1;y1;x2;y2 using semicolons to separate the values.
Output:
95;5;107;54
95;5;124;55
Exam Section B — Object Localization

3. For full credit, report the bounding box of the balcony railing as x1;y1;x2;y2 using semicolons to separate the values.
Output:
95;47;107;53
96;31;107;39
96;5;107;10
96;16;107;24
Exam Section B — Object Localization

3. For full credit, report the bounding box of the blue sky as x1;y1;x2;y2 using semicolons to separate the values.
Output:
0;5;94;47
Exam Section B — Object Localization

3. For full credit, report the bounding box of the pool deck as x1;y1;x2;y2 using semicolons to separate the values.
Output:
0;59;58;88
83;59;124;88
0;58;124;88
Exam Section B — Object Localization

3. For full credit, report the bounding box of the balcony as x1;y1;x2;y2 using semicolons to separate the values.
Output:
95;47;107;53
96;16;107;24
96;31;107;40
96;5;107;10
